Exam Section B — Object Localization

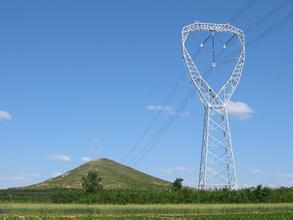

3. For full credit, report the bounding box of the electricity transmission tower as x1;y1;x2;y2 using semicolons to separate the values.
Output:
182;22;245;189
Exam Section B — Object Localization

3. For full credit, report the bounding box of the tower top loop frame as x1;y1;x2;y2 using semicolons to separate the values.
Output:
182;22;245;106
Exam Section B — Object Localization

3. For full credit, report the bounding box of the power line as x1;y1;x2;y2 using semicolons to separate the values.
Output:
198;0;259;57
121;73;185;163
127;0;260;166
130;12;293;167
227;0;257;23
122;19;218;163
245;0;291;33
204;11;293;80
130;89;195;166
247;12;293;47
224;0;292;48
217;12;293;64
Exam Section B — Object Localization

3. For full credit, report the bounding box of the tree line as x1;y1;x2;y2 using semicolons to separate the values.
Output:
1;186;293;204
0;172;292;204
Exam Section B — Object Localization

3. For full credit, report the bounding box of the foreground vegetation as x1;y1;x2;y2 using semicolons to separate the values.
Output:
1;171;292;218
0;185;293;204
0;203;292;219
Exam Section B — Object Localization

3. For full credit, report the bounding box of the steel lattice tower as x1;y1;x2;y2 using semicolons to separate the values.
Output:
182;22;245;189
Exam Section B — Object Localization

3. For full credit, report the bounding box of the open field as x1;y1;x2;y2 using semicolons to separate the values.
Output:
0;203;293;219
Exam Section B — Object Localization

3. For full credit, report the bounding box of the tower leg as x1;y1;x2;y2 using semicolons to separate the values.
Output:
198;105;237;189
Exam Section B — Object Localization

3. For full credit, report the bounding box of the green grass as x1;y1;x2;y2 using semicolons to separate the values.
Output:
27;158;170;190
0;203;292;219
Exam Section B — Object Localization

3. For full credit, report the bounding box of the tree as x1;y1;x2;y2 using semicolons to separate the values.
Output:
81;171;102;193
172;178;183;191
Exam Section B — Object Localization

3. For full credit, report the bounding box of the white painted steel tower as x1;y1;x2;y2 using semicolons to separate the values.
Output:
182;22;245;189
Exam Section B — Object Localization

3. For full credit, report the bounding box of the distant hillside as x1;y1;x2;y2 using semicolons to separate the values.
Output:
29;158;170;190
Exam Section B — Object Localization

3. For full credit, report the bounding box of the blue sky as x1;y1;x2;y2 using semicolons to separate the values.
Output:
0;0;292;189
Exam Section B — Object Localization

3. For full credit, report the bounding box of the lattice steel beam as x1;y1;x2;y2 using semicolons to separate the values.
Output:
182;22;245;189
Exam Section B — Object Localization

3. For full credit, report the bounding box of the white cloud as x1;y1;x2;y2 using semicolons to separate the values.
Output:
176;111;192;117
0;111;12;121
161;166;195;174
226;100;253;119
81;157;92;162
146;105;191;117
276;172;293;178
51;154;71;162
249;169;261;175
146;105;172;112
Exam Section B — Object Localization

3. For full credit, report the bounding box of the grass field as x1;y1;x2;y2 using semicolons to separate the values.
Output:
0;203;293;219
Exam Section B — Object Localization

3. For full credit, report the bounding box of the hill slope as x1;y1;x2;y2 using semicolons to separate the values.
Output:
30;158;170;190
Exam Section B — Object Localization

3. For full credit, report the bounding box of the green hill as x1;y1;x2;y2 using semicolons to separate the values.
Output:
29;158;170;190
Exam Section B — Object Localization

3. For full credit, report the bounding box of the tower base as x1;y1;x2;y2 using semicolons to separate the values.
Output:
198;105;237;190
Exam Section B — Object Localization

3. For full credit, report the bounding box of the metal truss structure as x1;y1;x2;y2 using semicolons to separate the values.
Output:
182;22;245;189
